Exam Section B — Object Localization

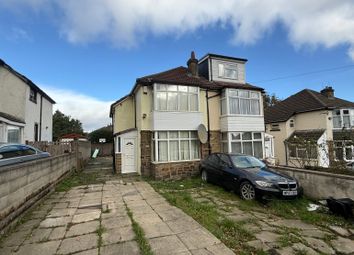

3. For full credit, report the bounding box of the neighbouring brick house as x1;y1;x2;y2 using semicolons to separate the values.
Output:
110;52;265;179
265;86;354;168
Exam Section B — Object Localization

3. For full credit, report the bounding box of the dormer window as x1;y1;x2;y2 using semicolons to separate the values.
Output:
29;88;37;103
218;63;238;80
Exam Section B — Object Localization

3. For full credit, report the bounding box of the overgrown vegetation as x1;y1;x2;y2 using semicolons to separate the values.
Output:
149;177;353;253
55;171;105;192
125;206;153;255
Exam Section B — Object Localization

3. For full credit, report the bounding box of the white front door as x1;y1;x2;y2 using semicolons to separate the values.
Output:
122;138;137;174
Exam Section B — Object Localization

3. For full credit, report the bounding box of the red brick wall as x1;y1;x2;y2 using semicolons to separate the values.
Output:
140;131;152;177
115;153;122;174
151;161;200;180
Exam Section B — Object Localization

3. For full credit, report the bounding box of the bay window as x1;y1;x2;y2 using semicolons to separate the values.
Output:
221;132;263;158
155;84;199;112
221;89;261;116
153;131;200;162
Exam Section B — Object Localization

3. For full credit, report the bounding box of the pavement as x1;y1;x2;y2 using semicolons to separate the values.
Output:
0;158;234;255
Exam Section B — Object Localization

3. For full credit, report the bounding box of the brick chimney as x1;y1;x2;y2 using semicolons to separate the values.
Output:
187;51;198;77
320;86;334;98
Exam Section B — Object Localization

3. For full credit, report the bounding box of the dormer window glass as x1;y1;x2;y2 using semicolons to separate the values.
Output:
155;84;199;112
218;63;238;80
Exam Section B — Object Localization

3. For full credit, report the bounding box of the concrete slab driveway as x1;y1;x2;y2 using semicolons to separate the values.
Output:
0;159;234;255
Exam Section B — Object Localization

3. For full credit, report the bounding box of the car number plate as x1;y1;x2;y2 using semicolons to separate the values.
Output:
283;190;297;196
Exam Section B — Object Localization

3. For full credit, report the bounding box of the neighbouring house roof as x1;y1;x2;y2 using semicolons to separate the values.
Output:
285;129;325;143
0;111;25;124
265;89;354;124
0;58;56;104
136;66;263;91
333;130;354;141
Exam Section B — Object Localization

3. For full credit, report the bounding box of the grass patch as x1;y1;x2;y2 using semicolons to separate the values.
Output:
149;181;265;255
56;171;104;192
149;177;354;253
126;207;153;255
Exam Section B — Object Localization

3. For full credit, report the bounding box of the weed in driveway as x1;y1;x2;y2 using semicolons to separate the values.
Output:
56;171;104;192
125;206;153;255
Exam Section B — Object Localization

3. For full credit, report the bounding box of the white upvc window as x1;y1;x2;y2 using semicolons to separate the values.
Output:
333;109;354;129
7;125;21;143
221;89;261;116
221;132;263;158
154;84;199;112
153;131;200;162
218;63;238;80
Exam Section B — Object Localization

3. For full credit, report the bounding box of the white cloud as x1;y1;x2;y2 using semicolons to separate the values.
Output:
2;0;354;59
43;86;113;132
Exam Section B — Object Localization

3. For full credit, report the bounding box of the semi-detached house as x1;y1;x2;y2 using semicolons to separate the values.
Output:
0;59;55;144
110;52;265;179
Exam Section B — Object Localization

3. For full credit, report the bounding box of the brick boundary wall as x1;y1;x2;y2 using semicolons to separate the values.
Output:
273;166;354;199
0;153;76;233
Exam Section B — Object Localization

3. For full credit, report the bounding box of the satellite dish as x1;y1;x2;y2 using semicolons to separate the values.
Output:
198;124;208;144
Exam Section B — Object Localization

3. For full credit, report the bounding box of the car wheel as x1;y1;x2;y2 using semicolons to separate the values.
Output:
201;169;208;182
239;181;256;200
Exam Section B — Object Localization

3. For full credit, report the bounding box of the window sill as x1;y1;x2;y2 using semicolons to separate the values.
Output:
152;159;200;164
220;114;263;117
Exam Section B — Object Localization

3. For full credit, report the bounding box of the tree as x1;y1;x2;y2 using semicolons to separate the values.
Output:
89;125;113;143
263;92;281;109
53;110;84;141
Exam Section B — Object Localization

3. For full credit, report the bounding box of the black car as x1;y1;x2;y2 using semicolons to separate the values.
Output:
200;153;302;200
0;144;50;167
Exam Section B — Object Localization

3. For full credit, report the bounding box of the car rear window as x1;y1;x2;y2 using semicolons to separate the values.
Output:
0;146;22;159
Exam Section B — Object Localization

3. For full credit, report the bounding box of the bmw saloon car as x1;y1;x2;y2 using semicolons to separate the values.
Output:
200;153;302;200
0;144;50;167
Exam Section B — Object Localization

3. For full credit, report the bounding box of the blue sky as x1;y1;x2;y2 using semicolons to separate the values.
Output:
1;1;354;131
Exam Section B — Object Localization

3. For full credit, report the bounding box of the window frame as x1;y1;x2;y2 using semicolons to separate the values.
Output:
221;131;264;158
218;62;238;80
332;109;354;129
153;131;200;162
220;89;262;116
29;88;37;103
154;84;200;112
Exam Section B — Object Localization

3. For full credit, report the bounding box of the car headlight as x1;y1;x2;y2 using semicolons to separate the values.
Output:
255;181;273;188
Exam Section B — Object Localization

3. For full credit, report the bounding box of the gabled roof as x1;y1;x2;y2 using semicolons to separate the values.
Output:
285;129;325;143
265;89;354;124
136;66;263;91
0;59;56;104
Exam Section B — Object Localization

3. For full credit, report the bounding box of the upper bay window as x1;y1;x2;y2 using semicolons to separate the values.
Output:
333;109;354;129
221;89;261;116
218;63;238;80
155;84;199;112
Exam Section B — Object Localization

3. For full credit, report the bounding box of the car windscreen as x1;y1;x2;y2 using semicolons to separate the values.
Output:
230;155;265;169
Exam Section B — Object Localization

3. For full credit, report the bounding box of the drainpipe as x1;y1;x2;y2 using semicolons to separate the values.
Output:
111;110;116;174
39;95;43;141
206;89;211;155
284;141;289;166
